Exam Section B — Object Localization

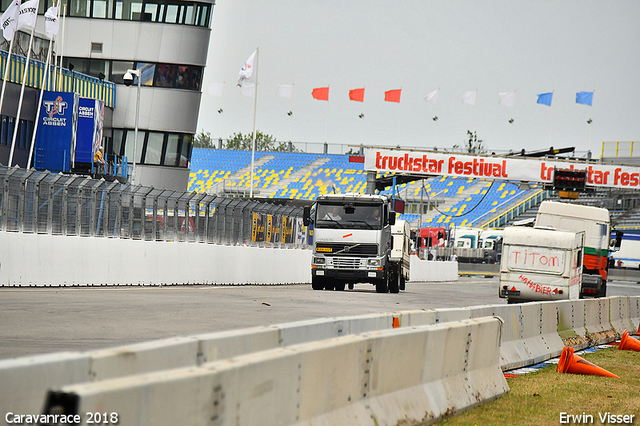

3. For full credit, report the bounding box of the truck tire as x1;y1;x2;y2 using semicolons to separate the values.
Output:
312;277;324;291
335;282;345;291
399;275;406;291
324;280;335;291
348;283;354;290
389;272;400;293
376;278;388;293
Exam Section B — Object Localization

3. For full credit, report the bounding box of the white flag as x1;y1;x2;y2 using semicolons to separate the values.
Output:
462;91;476;105
276;84;293;99
0;0;20;42
207;82;224;97
498;92;516;107
237;50;257;87
17;0;38;31
44;6;58;39
240;83;255;98
424;89;439;104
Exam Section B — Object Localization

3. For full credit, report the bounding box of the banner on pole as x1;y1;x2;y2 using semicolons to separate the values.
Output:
34;91;78;172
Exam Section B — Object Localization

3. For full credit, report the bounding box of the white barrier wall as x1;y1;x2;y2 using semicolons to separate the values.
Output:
409;255;458;282
0;233;311;286
0;233;458;286
43;318;508;426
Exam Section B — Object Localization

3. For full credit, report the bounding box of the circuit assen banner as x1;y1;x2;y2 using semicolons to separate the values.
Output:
364;148;640;190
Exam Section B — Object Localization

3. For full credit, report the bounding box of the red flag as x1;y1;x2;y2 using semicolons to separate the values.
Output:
349;88;365;102
385;89;402;103
312;87;329;101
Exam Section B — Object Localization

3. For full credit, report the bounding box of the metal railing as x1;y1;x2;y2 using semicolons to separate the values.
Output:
0;166;310;248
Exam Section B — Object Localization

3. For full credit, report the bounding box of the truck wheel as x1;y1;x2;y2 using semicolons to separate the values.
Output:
376;278;388;293
335;282;345;291
389;272;400;293
399;275;406;291
600;282;607;297
312;277;324;291
348;283;354;290
324;281;335;291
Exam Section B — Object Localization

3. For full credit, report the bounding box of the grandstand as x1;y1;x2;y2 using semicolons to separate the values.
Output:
188;148;543;228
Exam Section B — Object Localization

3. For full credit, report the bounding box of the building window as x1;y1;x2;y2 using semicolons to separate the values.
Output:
112;129;192;168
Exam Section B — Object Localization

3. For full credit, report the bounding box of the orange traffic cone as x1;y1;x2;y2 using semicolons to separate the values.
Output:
618;330;640;352
633;323;640;336
557;346;619;378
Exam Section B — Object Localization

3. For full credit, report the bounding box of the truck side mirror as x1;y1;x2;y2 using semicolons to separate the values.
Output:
388;211;396;226
303;206;311;226
612;231;623;250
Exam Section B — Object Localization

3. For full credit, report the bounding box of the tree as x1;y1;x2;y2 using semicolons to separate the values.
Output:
224;131;295;152
193;130;215;148
453;130;485;154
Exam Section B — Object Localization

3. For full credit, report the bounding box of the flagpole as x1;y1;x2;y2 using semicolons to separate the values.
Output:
56;3;67;90
249;47;258;198
28;3;59;169
549;91;554;147
324;84;330;145
396;86;402;146
9;9;39;167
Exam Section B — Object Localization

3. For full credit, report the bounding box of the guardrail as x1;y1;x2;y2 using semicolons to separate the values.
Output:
1;296;638;426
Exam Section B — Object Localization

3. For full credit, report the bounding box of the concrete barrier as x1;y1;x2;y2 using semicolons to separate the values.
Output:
409;256;458;282
468;302;564;370
43;318;508;426
608;296;636;335
0;352;91;424
583;298;616;344
0;232;312;287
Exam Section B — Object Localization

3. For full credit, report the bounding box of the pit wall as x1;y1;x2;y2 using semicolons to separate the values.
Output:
1;297;638;426
0;232;457;286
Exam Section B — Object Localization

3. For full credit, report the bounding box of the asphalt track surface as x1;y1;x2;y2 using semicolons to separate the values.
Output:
1;277;639;360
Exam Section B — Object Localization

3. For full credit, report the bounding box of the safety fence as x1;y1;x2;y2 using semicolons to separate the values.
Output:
0;166;309;248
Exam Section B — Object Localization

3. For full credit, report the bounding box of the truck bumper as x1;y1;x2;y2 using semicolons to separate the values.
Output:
313;268;384;281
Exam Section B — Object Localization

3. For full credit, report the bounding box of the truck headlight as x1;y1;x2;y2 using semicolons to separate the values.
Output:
367;259;380;266
313;257;325;264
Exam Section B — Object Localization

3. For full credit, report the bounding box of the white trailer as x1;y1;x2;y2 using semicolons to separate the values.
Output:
499;226;585;303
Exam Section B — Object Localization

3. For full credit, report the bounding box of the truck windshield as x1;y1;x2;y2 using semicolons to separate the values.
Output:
315;203;383;229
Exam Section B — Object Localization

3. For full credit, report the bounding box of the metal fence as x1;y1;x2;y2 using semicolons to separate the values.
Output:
0;166;310;248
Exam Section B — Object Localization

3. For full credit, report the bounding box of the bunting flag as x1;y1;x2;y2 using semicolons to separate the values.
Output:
498;92;516;107
237;50;257;87
0;0;20;41
276;84;293;99
44;6;59;39
424;89;439;104
384;89;401;103
576;91;594;106
16;0;38;31
312;87;329;101
462;91;476;105
349;88;365;102
537;92;553;106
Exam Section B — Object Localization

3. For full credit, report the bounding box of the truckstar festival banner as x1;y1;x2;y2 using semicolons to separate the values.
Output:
364;148;640;190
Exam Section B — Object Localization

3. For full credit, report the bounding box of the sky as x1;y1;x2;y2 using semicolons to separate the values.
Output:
196;1;640;157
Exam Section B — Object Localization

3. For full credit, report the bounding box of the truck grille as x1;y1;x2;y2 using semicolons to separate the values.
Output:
316;243;378;256
331;257;364;269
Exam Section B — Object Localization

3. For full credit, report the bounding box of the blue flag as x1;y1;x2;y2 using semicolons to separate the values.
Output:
537;92;553;106
576;91;594;106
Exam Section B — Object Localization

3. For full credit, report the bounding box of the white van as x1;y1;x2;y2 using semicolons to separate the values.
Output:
499;226;585;303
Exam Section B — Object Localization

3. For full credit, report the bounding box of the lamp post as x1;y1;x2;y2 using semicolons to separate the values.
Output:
123;68;141;185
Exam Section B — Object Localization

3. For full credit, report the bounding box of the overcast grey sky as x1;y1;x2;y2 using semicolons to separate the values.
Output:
196;1;640;156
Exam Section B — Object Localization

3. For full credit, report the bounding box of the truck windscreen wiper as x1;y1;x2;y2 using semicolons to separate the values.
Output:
348;220;374;229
